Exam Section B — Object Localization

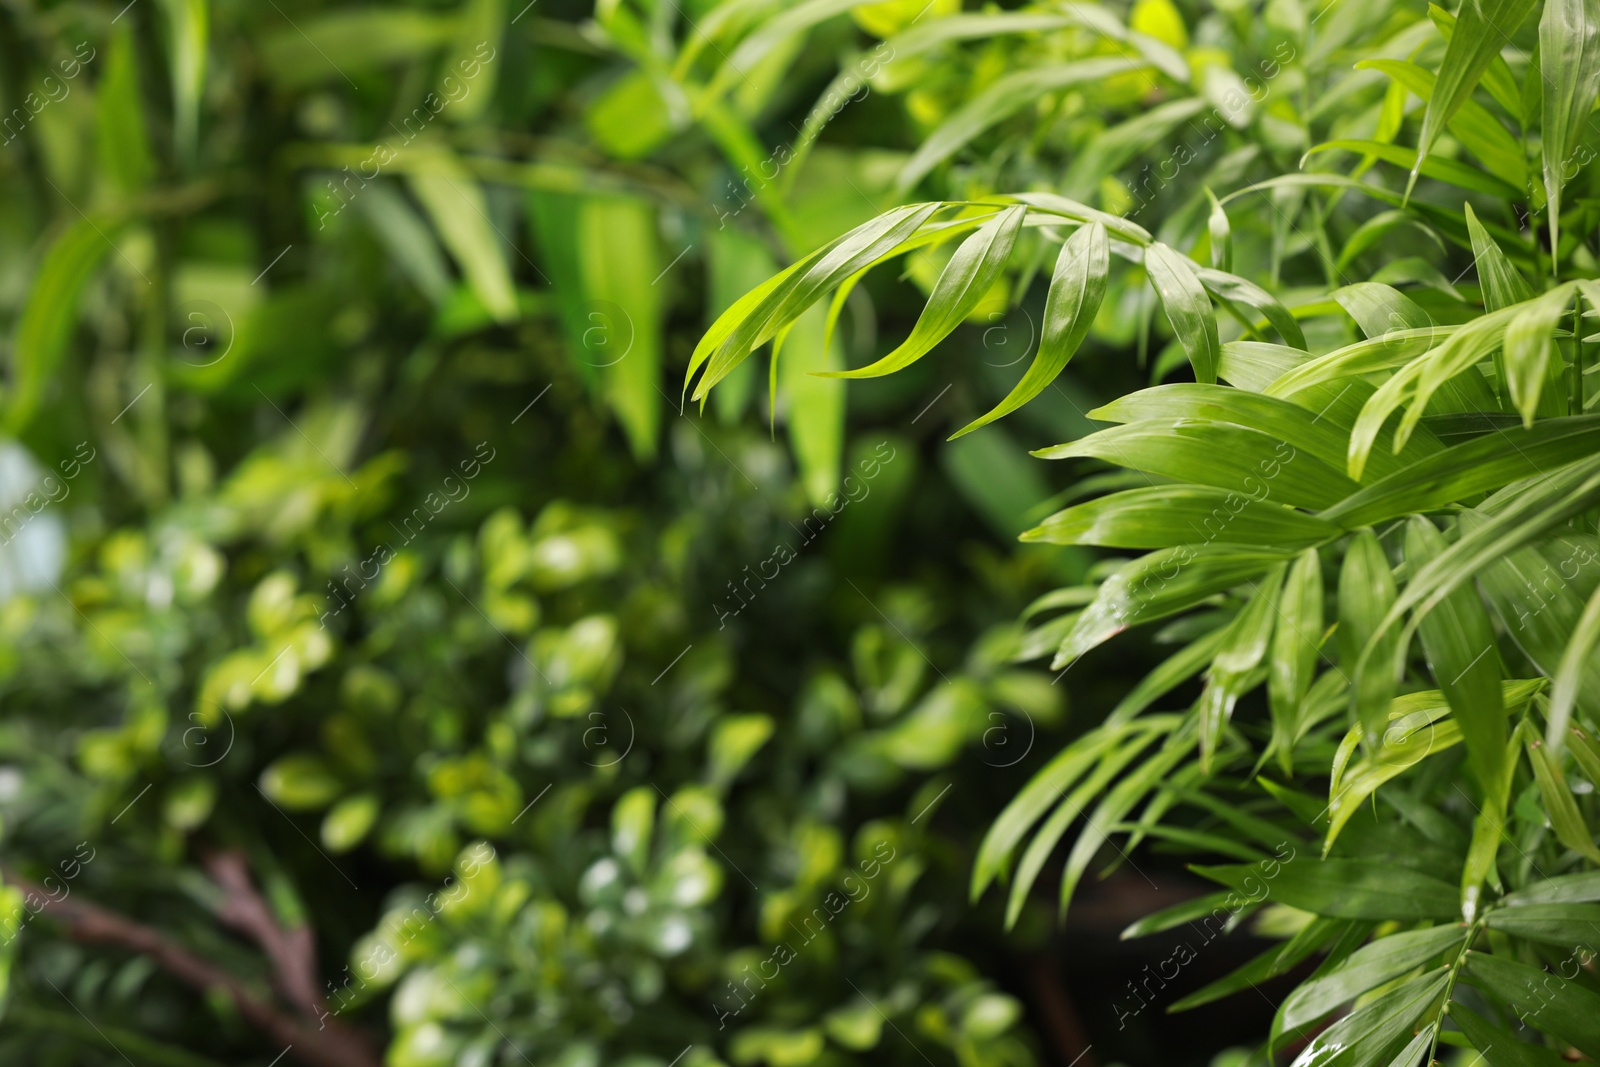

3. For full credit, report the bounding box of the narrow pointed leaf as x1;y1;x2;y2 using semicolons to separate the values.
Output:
1145;243;1221;383
1404;517;1506;792
1411;0;1539;184
954;221;1108;437
1277;925;1467;1038
1462;953;1600;1058
1022;486;1340;549
1539;0;1600;252
827;206;1027;380
1505;287;1575;426
1526;736;1600;864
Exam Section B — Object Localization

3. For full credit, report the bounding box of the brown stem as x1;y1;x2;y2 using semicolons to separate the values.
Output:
1;867;380;1067
1031;954;1096;1067
202;850;327;1020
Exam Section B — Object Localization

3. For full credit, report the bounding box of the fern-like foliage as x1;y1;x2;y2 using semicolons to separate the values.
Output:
693;0;1600;1062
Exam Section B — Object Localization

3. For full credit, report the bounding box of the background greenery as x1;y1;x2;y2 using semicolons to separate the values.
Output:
5;0;1600;1065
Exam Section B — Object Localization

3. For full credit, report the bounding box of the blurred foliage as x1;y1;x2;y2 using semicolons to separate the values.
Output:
0;0;1101;1064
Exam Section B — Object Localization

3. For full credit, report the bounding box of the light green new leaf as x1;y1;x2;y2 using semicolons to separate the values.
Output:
1526;736;1600;864
953;221;1108;438
825;206;1026;380
1268;549;1324;771
779;305;846;504
97;26;154;194
1338;530;1398;740
1549;586;1600;754
1465;203;1536;311
1505;286;1575;426
1539;0;1600;253
1205;189;1232;272
578;196;664;460
1144;243;1221;383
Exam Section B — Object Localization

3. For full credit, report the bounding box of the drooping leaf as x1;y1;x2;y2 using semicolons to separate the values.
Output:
971;718;1180;900
1049;547;1293;668
953;220;1108;438
1199;572;1282;771
1505;287;1575;426
1144;243;1221;383
1525;736;1600;864
826;206;1026;380
1268;548;1325;771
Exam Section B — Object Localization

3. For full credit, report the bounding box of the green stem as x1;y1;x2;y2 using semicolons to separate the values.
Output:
1427;915;1489;1066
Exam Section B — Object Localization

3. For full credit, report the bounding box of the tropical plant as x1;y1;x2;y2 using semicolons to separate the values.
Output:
694;0;1600;1062
0;1;1089;1065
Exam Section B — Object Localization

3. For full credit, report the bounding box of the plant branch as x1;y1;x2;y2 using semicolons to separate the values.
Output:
1;866;380;1067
